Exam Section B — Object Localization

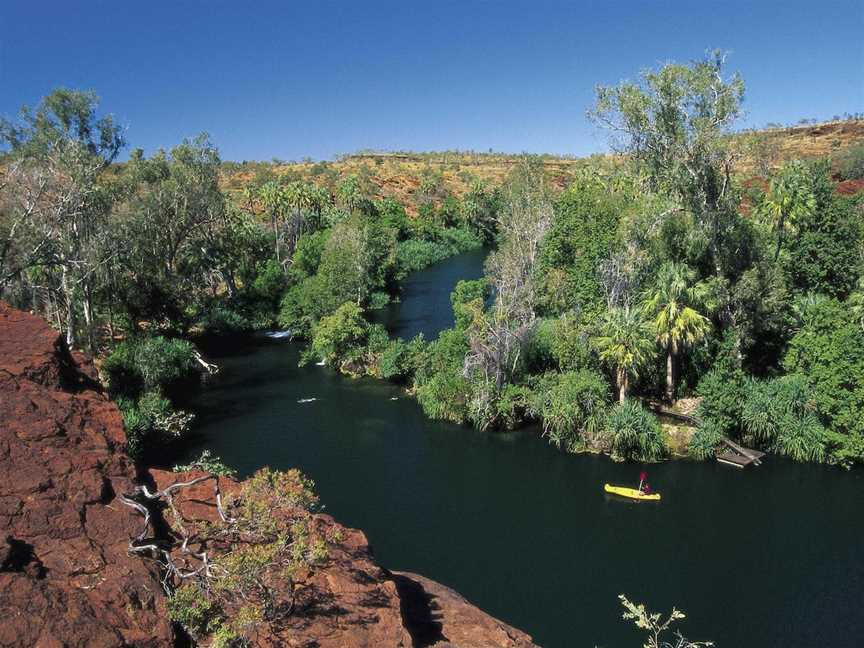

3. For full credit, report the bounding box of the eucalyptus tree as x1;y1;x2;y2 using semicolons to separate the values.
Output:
0;89;124;349
590;51;744;277
113;134;227;330
642;262;711;401
463;160;553;426
593;306;656;403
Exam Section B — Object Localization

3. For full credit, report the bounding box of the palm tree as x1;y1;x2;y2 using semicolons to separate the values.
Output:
760;161;816;261
593;306;656;403
258;181;288;263
643;262;711;402
337;175;363;213
307;184;330;230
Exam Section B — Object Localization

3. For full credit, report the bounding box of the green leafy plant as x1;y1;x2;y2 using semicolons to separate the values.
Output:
619;594;713;648
741;374;827;462
688;420;725;460
530;370;610;451
174;450;237;477
603;400;667;461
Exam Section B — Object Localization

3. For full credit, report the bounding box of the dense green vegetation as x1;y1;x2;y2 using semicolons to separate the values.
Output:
102;336;199;458
0;89;493;459
3;53;863;467
292;53;864;465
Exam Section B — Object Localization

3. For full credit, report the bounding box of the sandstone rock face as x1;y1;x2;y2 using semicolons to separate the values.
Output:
0;303;173;647
149;469;415;647
0;302;539;648
393;572;538;648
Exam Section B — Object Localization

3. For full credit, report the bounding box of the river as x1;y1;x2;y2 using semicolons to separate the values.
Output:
177;248;863;648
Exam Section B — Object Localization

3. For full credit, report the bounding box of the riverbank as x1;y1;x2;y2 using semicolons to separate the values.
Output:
0;302;540;648
174;249;864;648
175;331;864;648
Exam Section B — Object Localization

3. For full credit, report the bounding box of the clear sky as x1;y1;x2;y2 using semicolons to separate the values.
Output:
1;1;862;161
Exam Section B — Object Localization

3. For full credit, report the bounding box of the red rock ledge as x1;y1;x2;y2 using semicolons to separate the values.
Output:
0;302;538;648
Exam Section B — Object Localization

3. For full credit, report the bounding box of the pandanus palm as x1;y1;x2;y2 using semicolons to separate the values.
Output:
258;181;287;263
282;181;314;254
307;184;330;230
760;161;816;261
593;306;656;403
642;262;711;402
337;175;363;213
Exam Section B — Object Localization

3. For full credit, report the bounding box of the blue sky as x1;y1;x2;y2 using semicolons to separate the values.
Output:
1;1;862;161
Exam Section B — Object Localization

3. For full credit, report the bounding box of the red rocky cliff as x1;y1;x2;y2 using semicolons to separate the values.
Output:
0;303;173;646
0;302;538;648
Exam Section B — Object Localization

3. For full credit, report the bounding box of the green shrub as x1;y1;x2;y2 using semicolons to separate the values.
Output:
741;374;827;462
438;226;482;252
836;144;864;181
695;368;745;436
363;323;392;362
308;302;369;366
530;370;610;452
251;259;286;305
695;339;747;438
378;335;426;382
414;328;469;380
688;420;725;460
492;383;534;430
374;197;411;239
785;188;861;299
537;177;625;317
603;400;667;461
289;230;330;281
396;239;452;274
450;279;487;331
278;275;334;337
550;314;596;371
174;450;237;477
416;370;471;423
101;344;143;396
413;329;472;423
783;297;864;463
368;291;390;310
167;584;219;636
117;389;195;459
197;304;253;334
522;318;558;374
395;227;482;276
103;336;198;398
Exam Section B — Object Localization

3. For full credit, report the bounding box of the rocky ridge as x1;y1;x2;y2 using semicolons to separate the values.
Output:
0;302;538;648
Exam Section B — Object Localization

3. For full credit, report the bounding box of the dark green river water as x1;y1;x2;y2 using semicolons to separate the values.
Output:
177;248;863;647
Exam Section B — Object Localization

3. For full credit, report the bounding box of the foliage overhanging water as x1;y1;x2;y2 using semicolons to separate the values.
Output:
177;248;863;648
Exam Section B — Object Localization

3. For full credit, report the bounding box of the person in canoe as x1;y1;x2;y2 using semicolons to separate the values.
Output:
604;473;661;500
638;471;651;494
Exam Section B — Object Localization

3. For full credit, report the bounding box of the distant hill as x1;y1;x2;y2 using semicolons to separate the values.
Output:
731;119;864;176
220;119;864;211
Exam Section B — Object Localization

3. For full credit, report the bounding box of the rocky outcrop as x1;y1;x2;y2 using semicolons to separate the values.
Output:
393;572;537;648
0;302;539;648
0;303;173;646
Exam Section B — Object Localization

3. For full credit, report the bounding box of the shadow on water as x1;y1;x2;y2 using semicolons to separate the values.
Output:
174;249;864;648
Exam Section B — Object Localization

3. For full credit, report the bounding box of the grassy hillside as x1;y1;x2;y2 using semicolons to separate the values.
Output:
220;119;864;211
732;119;864;176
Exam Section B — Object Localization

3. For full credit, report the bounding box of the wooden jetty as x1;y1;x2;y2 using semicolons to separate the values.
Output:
716;438;765;468
648;402;766;468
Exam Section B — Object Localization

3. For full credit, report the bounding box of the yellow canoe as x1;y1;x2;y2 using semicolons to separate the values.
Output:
604;483;661;501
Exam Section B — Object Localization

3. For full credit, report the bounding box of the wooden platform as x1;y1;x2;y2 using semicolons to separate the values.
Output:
715;438;765;468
